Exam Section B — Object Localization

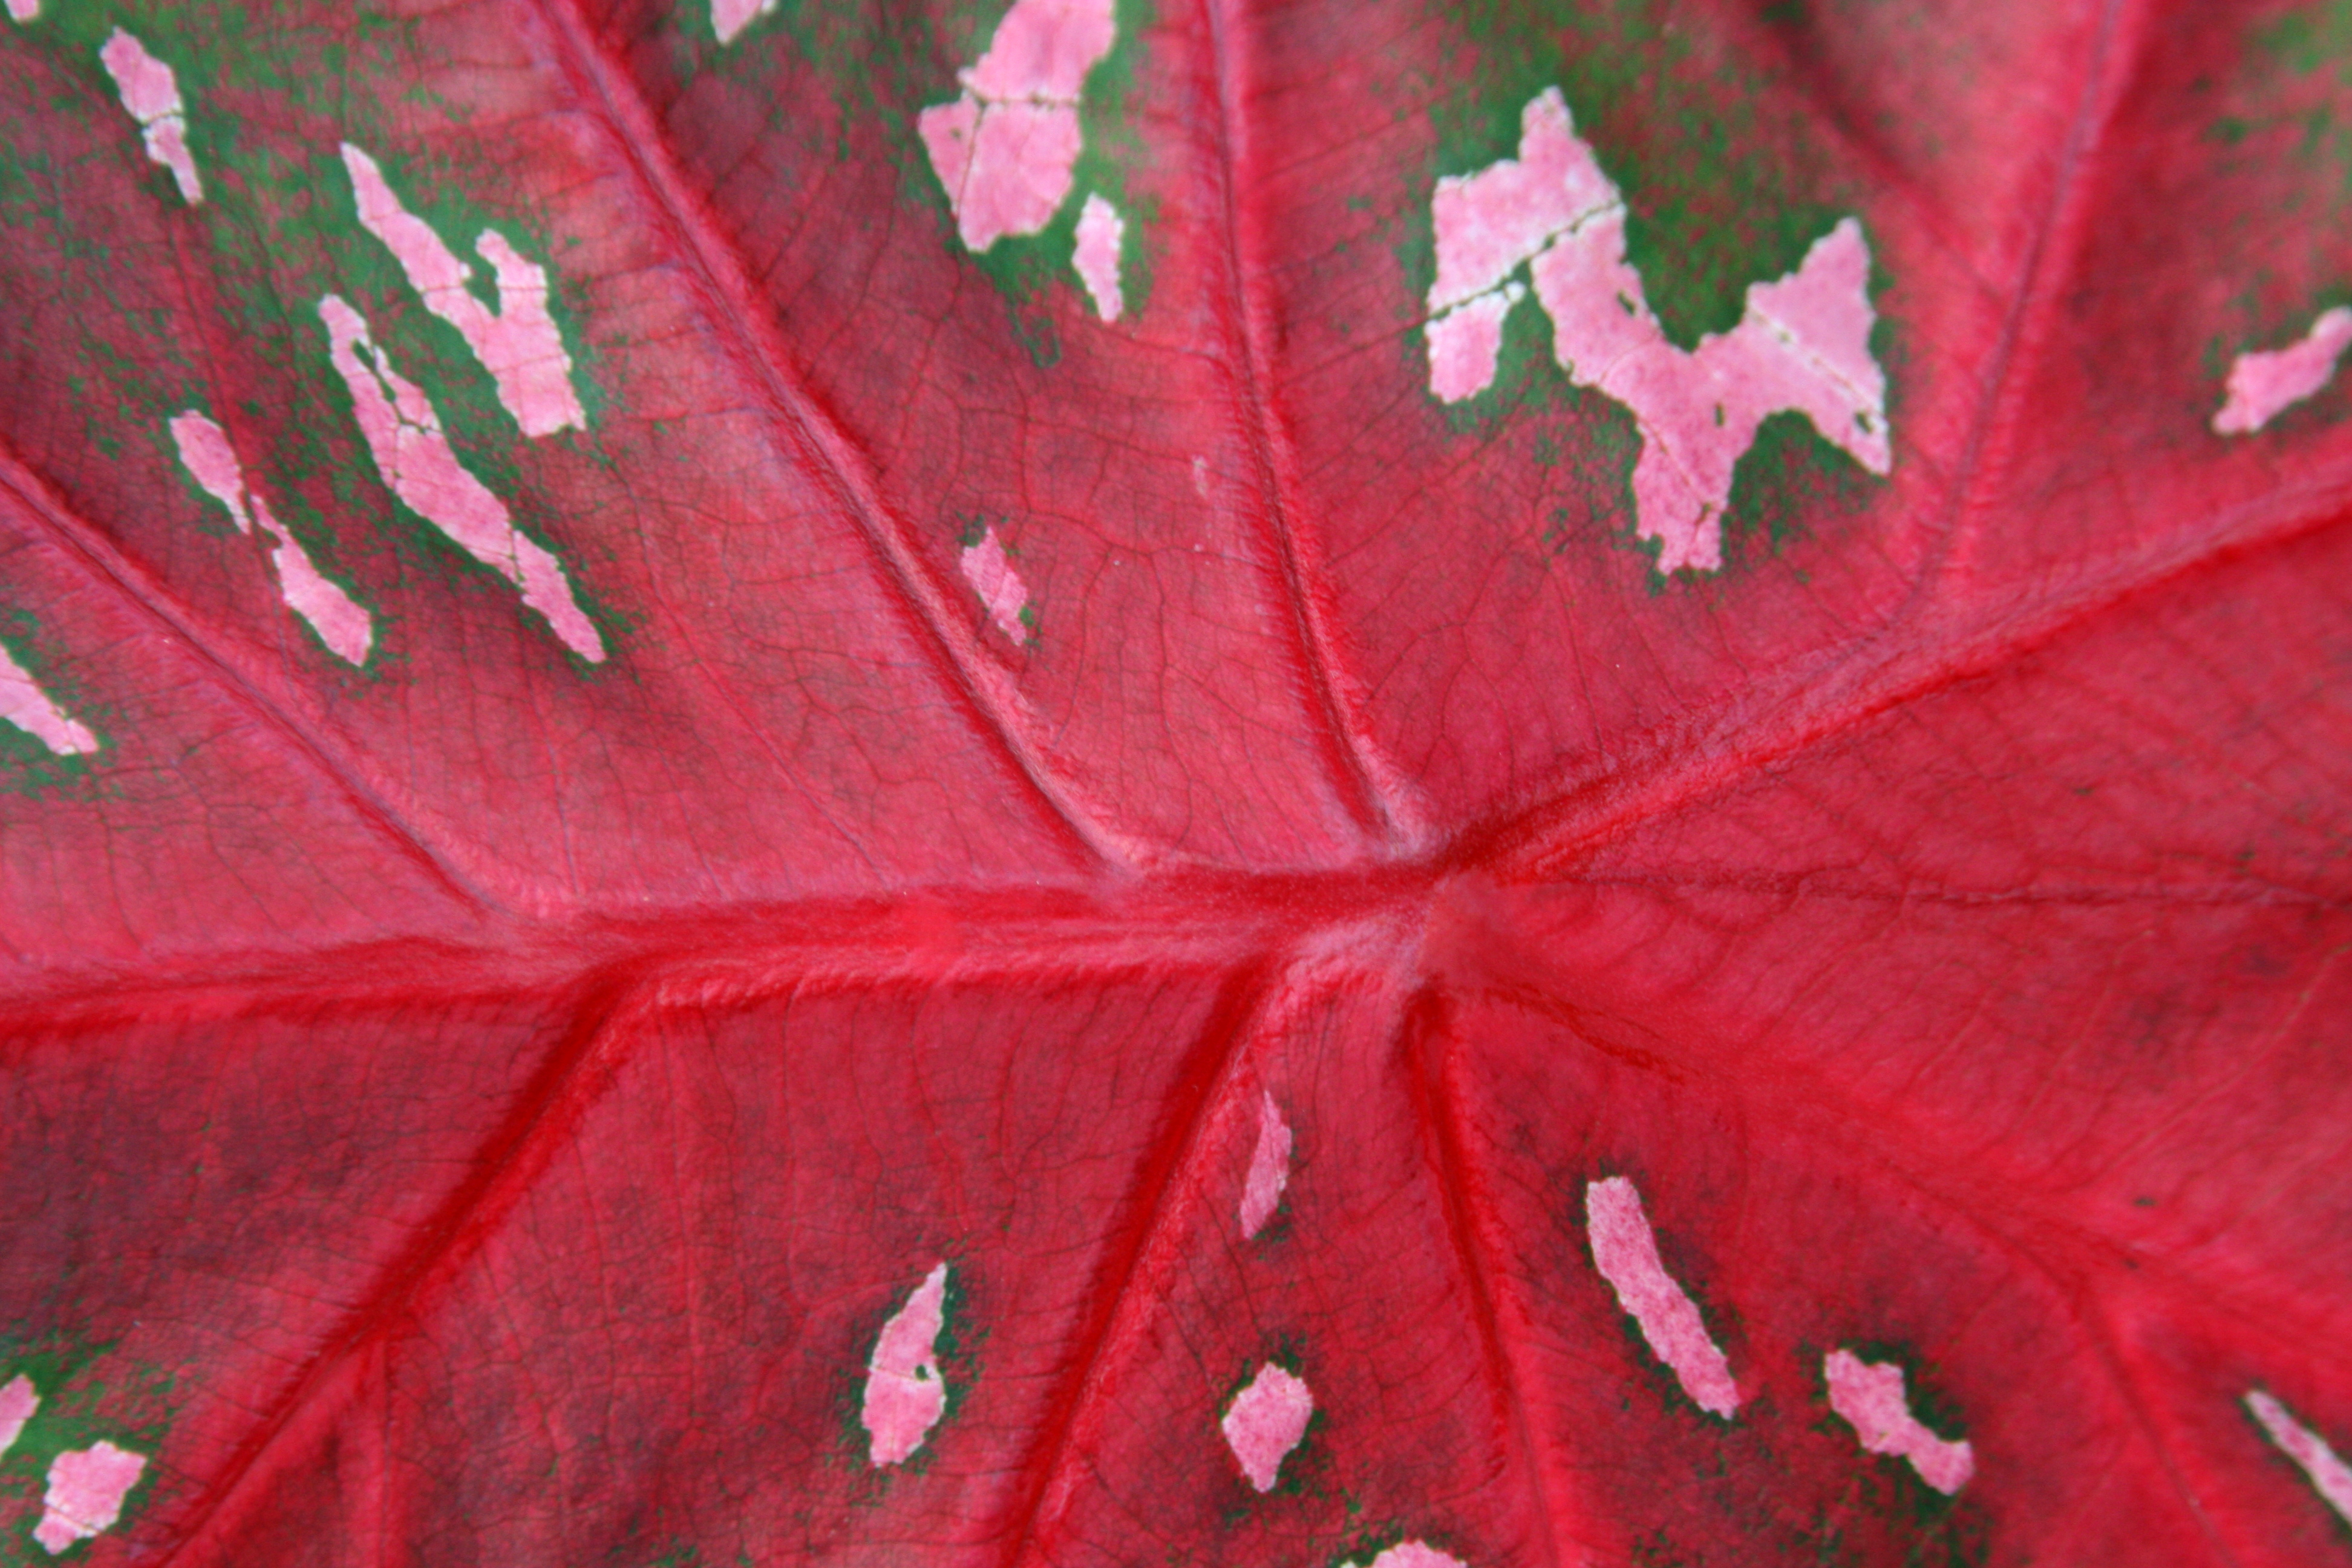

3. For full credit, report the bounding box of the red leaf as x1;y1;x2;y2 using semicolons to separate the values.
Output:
0;1;2345;1564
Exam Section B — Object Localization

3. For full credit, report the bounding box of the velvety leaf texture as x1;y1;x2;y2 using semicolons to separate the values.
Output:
0;0;2347;1563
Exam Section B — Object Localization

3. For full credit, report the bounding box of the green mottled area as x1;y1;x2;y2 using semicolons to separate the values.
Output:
0;1332;175;1565
0;1;621;671
2258;0;2352;78
0;609;104;798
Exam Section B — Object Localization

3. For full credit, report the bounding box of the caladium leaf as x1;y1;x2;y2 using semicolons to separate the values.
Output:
0;0;2346;1564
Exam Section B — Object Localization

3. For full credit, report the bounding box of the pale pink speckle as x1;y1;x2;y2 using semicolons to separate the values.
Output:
1238;1091;1291;1240
318;294;604;662
711;0;776;44
2247;1388;2352;1526
99;30;200;203
33;1441;143;1554
918;0;1114;253
2215;307;2352;435
863;1261;950;1467
0;640;94;757
1584;1177;1739;1418
1221;1361;1312;1492
5;1;38;22
959;526;1033;645
1428;88;1889;575
171;411;374;665
1073;193;1125;322
1824;1349;1974;1496
342;145;585;437
1361;1544;1469;1568
0;1374;38;1455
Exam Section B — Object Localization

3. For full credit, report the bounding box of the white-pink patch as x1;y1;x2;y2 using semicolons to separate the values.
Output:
959;525;1032;645
1073;193;1125;322
1824;1349;1973;1495
2215;307;2352;434
711;0;776;44
862;1261;950;1467
5;1;37;22
0;640;93;757
1584;1177;1739;1418
1238;1091;1291;1240
99;30;200;204
2247;1388;2352;1526
341;145;585;439
1221;1361;1312;1492
0;1374;38;1455
33;1441;143;1555
1360;1545;1469;1568
318;294;604;662
170;411;373;665
918;0;1114;253
1428;87;1889;574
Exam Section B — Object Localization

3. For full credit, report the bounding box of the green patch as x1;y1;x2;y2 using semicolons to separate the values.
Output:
2258;0;2352;76
0;1331;177;1564
1716;410;1880;566
0;609;106;799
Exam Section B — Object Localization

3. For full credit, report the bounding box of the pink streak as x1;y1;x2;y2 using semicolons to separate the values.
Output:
342;144;585;437
1221;1362;1312;1492
1073;193;1125;322
0;1374;38;1455
170;411;374;666
1584;1177;1739;1417
2247;1388;2352;1526
959;526;1032;645
1238;1091;1290;1240
918;0;1114;253
1824;1349;1975;1495
99;30;200;204
0;639;93;757
711;0;775;45
33;1441;143;1554
318;294;604;662
863;1261;950;1466
1429;89;1889;575
1363;1546;1469;1568
2215;307;2352;434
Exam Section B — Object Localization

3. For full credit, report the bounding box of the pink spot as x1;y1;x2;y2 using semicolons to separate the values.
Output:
959;525;1032;645
33;1440;143;1555
2215;307;2352;434
1428;88;1889;574
342;145;585;438
1220;1361;1312;1492
1824;1349;1974;1495
318;295;604;662
862;1261;950;1467
2247;1388;2352;1526
1584;1177;1739;1418
1073;194;1125;322
5;1;37;21
1238;1091;1290;1240
1360;1546;1469;1568
0;640;93;757
0;1374;39;1455
918;0;1114;253
99;30;200;204
711;0;775;44
171;411;374;665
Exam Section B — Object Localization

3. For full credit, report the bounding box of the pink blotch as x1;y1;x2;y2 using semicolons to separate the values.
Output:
1428;88;1615;313
99;30;200;204
960;526;1033;645
918;0;1114;253
0;1374;38;1455
1073;193;1125;322
33;1440;143;1554
2247;1388;2352;1525
1824;1349;1975;1496
1238;1091;1290;1240
1221;1362;1312;1492
318;294;603;662
1426;284;1522;405
168;412;251;532
0;640;94;757
5;1;37;21
711;0;775;45
1584;1177;1740;1417
862;1261;950;1466
1363;1545;1470;1568
2215;307;2352;435
341;145;584;437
